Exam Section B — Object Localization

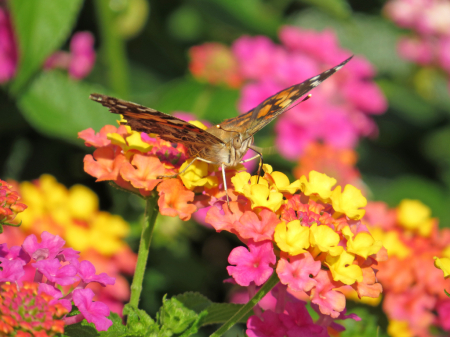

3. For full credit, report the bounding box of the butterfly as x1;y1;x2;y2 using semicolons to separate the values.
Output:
90;56;352;201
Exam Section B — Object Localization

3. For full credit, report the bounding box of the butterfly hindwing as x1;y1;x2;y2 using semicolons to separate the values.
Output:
89;94;224;146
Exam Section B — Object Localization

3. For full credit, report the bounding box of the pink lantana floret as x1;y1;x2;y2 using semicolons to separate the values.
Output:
227;240;276;286
73;288;113;331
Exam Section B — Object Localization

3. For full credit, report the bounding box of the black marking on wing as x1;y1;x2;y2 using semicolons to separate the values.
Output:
90;94;224;146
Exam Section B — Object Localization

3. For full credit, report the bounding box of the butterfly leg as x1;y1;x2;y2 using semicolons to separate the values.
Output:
242;148;264;183
156;157;215;179
222;163;230;206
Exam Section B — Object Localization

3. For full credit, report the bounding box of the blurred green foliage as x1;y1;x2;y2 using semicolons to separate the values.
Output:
2;0;450;335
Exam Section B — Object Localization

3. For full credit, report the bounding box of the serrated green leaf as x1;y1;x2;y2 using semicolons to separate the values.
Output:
174;292;213;313
199;303;252;326
98;313;129;337
377;79;440;125
123;304;158;335
298;0;351;19
9;0;83;94
17;71;117;144
159;296;199;334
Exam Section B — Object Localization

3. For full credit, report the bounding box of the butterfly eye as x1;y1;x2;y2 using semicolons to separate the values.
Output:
233;137;242;148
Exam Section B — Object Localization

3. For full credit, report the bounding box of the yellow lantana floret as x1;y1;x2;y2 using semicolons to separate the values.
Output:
342;226;383;259
179;159;218;190
274;220;310;255
326;251;363;285
371;228;411;258
231;172;284;212
68;185;99;221
108;129;152;154
330;184;367;220
387;320;414;337
434;256;450;278
309;223;343;256
299;171;336;200
397;199;434;237
270;172;302;194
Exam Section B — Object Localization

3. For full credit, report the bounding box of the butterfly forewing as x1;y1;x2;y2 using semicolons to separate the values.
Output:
89;94;224;147
221;55;353;137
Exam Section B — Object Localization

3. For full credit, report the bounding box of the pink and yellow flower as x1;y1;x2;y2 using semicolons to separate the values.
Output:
207;168;385;319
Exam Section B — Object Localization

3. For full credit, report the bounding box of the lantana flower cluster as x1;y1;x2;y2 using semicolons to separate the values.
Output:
0;231;115;332
364;199;450;337
384;0;450;93
204;168;386;335
0;179;27;227
80;122;203;221
0;175;135;315
0;282;68;337
188;26;387;160
293;142;365;193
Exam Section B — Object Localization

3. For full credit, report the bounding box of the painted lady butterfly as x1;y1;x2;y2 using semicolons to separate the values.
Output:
90;56;352;200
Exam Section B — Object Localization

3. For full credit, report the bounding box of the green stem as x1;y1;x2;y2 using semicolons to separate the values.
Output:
94;0;129;97
210;272;280;337
128;195;159;311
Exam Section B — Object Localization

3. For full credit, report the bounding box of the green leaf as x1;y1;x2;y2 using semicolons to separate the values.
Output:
377;79;440;125
174;292;213;313
150;77;240;124
17;71;117;144
290;9;409;76
340;306;388;337
199;303;252;326
158;296;199;335
9;0;83;94
298;0;351;19
123;304;158;336
64;321;100;337
195;0;281;37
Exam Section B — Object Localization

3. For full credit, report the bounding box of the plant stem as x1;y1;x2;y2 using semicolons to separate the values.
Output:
94;0;129;98
128;195;159;311
210;272;280;337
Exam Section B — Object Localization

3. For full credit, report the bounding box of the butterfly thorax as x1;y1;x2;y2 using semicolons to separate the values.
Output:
190;126;253;166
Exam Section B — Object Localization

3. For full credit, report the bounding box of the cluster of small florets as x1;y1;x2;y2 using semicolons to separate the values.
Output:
365;200;450;337
0;282;68;337
200;166;385;335
0;231;115;333
0;179;27;226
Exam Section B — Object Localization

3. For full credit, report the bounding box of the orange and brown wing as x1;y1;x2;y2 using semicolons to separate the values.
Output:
90;94;224;146
221;56;353;136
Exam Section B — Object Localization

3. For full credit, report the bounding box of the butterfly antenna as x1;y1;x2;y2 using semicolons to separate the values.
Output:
283;94;312;114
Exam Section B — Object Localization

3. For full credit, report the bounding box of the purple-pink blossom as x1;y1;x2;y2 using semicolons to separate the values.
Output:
276;252;321;292
227;240;276;286
72;288;113;331
0;7;18;83
0;231;115;332
45;31;96;80
231;27;387;160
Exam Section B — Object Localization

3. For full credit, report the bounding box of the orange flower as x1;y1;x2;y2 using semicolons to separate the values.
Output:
84;146;127;182
157;179;197;221
120;154;167;191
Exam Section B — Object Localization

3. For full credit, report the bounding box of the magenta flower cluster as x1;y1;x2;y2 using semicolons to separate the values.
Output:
384;0;450;90
0;231;115;331
44;31;96;80
231;26;387;160
0;7;17;83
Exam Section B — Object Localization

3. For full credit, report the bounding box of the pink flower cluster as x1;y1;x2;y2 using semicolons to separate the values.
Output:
0;231;115;331
0;7;17;84
384;0;450;88
364;200;450;336
45;31;96;80
188;26;387;160
246;286;360;337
